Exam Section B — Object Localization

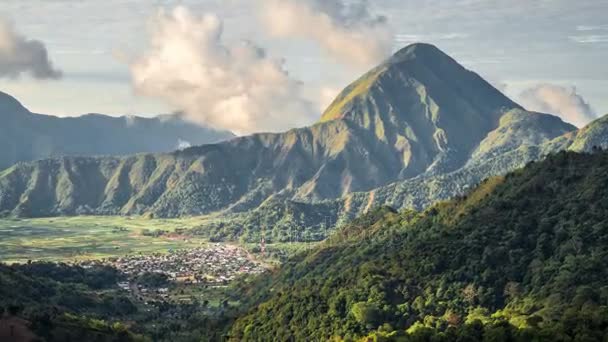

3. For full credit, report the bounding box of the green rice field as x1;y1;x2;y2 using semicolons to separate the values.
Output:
0;216;211;263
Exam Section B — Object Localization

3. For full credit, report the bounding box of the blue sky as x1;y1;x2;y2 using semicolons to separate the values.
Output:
0;0;606;132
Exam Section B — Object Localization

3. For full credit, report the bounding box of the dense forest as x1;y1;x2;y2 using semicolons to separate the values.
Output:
0;262;239;341
230;150;608;341
2;150;608;341
0;262;145;341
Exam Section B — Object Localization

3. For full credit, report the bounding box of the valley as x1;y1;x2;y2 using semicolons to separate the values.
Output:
0;216;207;263
0;39;606;341
0;216;317;264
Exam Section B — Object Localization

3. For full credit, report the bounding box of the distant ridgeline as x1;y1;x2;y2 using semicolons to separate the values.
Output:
0;91;234;171
229;150;608;341
1;43;607;241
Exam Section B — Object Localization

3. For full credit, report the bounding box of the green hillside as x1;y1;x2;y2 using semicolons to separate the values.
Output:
2;151;608;341
201;113;608;242
230;150;608;341
0;44;577;234
0;91;233;171
0;263;146;341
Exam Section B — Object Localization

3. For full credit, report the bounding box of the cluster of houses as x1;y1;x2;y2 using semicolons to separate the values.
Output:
81;244;266;286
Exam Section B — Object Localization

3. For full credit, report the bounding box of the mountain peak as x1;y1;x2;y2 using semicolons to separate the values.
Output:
318;43;525;175
385;42;447;64
320;43;519;124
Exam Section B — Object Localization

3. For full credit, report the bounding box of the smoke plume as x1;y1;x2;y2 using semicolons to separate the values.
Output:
520;84;597;127
0;18;62;79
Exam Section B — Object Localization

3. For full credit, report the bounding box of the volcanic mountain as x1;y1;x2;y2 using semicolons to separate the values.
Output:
0;44;579;224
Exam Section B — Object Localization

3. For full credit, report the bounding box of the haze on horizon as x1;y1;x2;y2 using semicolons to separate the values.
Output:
0;0;606;134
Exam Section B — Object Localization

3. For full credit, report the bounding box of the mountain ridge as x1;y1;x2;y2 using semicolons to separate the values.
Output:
0;91;234;171
0;44;581;229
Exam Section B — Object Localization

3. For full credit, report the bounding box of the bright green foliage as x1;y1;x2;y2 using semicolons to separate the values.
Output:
230;151;608;341
351;302;381;327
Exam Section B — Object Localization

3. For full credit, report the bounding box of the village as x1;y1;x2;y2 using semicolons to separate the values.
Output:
79;244;267;302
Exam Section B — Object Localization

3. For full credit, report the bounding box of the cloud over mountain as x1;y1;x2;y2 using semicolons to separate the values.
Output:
130;6;316;135
520;84;597;127
259;0;392;69
0;18;62;79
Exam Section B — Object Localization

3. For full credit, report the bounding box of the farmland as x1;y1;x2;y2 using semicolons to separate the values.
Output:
0;216;318;264
0;216;210;263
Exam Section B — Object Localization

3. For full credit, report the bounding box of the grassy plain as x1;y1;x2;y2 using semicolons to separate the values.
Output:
0;216;316;264
0;216;211;263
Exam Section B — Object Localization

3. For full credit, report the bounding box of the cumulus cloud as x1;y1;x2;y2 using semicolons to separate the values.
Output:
0;18;62;79
520;84;597;127
259;0;392;69
130;7;316;135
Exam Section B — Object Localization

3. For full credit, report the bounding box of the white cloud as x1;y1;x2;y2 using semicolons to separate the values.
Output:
319;86;341;112
130;6;317;135
0;18;62;79
576;25;608;31
176;139;192;150
259;0;392;69
393;32;469;46
569;35;608;43
519;84;597;127
394;34;422;45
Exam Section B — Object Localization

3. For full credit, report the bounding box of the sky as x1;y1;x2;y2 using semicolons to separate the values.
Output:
0;0;606;133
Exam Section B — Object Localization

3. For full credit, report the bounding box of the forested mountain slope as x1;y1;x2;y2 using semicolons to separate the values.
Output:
230;150;608;341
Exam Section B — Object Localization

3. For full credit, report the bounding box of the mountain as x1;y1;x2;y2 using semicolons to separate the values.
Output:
199;111;607;242
319;43;524;176
230;150;608;341
0;44;577;225
340;112;608;216
546;114;608;152
0;91;234;171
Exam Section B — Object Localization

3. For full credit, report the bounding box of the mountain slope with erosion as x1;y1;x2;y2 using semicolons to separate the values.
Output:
0;44;578;236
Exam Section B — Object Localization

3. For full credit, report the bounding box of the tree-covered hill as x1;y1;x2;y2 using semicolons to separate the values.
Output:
0;262;145;341
230;150;608;341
